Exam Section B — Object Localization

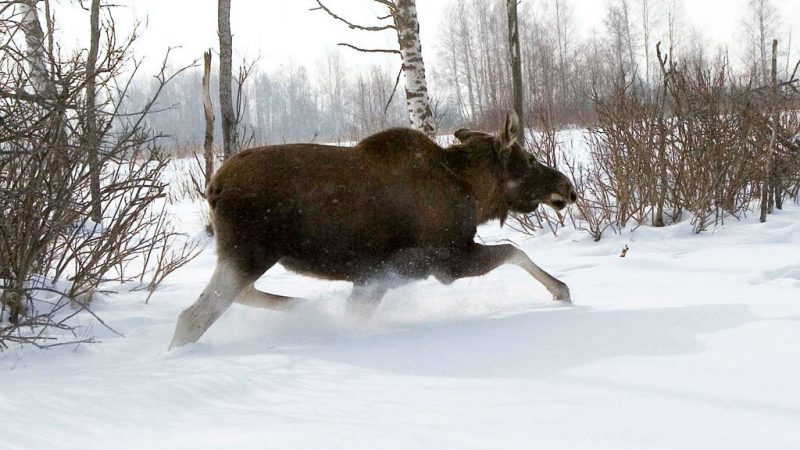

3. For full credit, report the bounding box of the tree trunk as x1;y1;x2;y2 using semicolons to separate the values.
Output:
462;35;478;123
507;0;525;145
86;0;102;224
12;0;58;319
457;4;477;124
758;7;769;85
393;0;435;138
622;0;637;82
641;0;651;92
18;0;53;98
218;0;236;159
760;39;778;223
202;50;215;187
554;0;569;122
654;69;669;227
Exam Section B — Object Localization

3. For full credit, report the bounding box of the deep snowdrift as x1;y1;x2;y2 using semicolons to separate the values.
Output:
2;192;800;449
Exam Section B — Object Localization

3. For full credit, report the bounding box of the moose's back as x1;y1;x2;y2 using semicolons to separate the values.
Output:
207;138;477;281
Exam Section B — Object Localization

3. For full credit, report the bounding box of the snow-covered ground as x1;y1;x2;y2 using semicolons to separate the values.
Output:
2;156;800;449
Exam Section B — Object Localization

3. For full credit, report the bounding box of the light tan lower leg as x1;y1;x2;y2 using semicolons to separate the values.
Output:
234;284;300;311
169;260;245;349
506;248;571;301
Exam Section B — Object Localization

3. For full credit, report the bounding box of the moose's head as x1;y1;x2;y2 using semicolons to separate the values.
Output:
454;111;577;214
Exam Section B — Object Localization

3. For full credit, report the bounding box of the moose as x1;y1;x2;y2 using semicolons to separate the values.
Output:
170;111;577;349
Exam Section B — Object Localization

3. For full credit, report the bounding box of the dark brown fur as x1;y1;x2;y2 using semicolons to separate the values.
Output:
208;125;572;284
169;112;576;348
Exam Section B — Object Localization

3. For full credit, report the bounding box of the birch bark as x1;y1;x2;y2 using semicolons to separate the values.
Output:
18;0;54;98
393;0;434;138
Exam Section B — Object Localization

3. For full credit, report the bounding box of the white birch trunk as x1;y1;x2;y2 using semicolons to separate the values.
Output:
642;0;652;89
18;0;54;98
393;0;435;138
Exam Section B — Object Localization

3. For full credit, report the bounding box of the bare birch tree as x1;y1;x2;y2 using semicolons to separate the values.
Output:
202;50;214;187
744;0;780;84
638;0;654;90
664;0;684;56
620;0;638;83
605;0;638;83
552;0;573;120
507;0;524;145
393;0;434;137
761;39;778;222
458;1;479;123
85;0;102;223
218;0;236;159
312;0;435;138
18;0;53;98
433;11;467;123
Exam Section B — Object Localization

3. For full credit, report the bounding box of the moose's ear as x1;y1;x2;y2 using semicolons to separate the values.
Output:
454;128;489;142
498;110;520;147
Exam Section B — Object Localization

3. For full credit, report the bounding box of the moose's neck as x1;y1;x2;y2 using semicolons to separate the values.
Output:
461;165;509;224
441;144;510;225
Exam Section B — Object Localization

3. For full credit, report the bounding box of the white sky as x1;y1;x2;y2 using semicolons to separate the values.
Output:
53;0;800;76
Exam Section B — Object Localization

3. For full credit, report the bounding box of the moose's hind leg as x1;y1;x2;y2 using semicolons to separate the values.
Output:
346;282;389;318
234;284;301;311
169;258;256;349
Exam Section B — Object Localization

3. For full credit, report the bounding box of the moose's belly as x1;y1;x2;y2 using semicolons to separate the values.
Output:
278;254;384;282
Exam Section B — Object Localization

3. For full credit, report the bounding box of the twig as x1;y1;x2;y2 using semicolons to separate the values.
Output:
337;43;399;54
310;0;395;31
384;66;402;114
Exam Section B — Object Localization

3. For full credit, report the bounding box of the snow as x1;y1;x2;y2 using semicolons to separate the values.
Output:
2;159;800;449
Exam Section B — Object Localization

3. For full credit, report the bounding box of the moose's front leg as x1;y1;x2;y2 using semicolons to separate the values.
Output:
440;244;571;302
345;247;443;318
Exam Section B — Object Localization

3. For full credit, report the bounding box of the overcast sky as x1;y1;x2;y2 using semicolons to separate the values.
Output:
54;0;800;76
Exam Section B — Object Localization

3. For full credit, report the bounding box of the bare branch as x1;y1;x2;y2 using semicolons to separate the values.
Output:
371;0;397;10
311;0;395;31
337;42;399;54
384;65;402;114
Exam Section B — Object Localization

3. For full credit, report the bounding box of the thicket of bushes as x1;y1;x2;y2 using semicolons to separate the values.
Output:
516;47;800;240
0;5;199;348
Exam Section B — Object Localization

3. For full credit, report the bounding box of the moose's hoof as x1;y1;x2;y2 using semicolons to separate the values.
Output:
552;284;572;303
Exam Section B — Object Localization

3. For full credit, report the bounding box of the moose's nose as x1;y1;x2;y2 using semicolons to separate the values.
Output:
568;190;577;203
548;191;572;210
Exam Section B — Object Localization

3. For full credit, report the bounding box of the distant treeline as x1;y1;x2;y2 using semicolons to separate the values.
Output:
124;0;795;147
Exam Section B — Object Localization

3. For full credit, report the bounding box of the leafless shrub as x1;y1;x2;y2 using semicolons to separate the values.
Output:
169;154;214;234
137;216;205;303
564;157;616;242
0;2;199;348
570;45;799;238
779;111;800;201
233;59;257;152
